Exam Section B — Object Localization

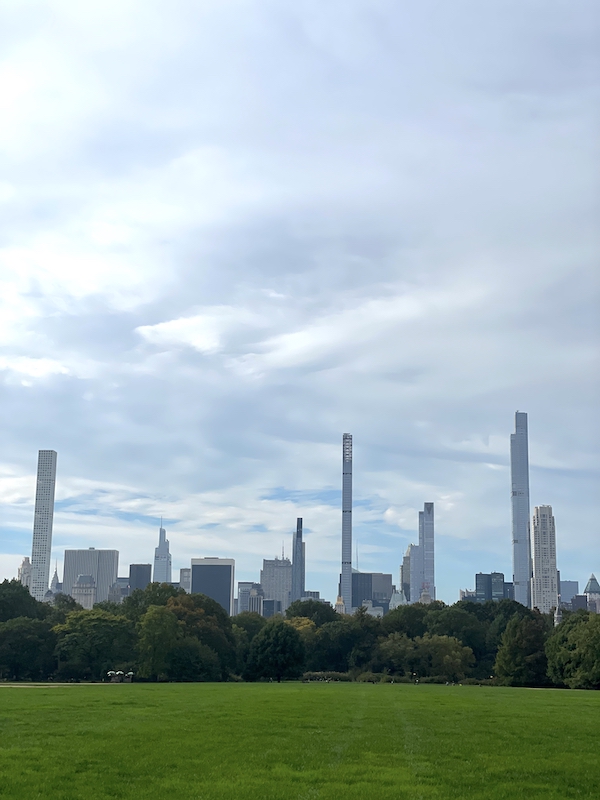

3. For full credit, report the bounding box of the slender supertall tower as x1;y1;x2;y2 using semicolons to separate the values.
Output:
30;450;57;601
291;517;305;603
341;433;353;612
420;502;435;601
510;412;532;607
153;519;172;584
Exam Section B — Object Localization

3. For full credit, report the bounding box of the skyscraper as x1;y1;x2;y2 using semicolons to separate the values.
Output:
404;503;435;603
153;521;172;584
510;411;532;607
62;548;119;604
531;505;558;614
191;557;235;614
420;502;435;600
18;557;32;591
129;564;152;592
260;557;292;613
30;450;57;601
341;433;353;612
291;518;305;603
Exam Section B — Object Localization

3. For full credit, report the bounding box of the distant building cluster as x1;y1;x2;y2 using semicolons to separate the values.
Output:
16;415;598;620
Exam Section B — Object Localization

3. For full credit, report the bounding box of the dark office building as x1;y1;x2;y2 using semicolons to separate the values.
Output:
475;572;511;603
129;564;152;592
262;599;282;618
503;582;514;601
571;595;588;612
191;558;235;615
347;571;393;612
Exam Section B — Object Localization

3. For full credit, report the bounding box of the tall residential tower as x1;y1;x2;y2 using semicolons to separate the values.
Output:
30;450;57;601
531;505;558;614
291;517;305;603
340;433;353;612
510;412;532;607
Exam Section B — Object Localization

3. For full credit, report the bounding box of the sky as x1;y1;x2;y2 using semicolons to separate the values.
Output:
1;0;598;604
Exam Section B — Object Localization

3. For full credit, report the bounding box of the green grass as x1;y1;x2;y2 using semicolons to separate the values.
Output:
0;683;598;800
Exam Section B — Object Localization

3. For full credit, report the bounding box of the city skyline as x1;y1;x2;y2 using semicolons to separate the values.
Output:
4;408;595;608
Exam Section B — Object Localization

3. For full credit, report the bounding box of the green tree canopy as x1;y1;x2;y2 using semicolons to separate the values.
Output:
121;582;185;622
0;580;48;622
234;612;267;642
245;618;305;682
426;607;487;660
54;609;135;681
286;599;338;627
546;612;600;689
137;605;180;681
167;594;235;677
168;638;221;682
0;617;56;680
380;604;429;639
494;613;548;686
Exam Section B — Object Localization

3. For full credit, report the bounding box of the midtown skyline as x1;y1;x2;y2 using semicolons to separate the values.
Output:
2;411;595;606
0;3;597;606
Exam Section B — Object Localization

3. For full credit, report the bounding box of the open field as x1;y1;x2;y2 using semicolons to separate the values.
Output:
0;683;598;799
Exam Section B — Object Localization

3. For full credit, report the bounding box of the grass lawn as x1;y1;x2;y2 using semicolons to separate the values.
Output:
0;682;597;799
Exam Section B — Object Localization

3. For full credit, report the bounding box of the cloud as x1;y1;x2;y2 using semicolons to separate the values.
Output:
0;0;598;602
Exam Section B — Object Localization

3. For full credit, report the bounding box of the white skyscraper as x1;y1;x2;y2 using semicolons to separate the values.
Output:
340;433;353;612
30;450;57;601
153;522;172;584
510;412;532;607
260;557;292;613
531;505;559;614
62;548;119;604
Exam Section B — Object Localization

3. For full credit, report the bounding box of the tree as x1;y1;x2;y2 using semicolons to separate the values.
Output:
546;612;600;689
374;632;474;681
286;600;338;627
308;618;361;672
121;583;185;622
46;594;82;626
245;618;305;682
494;613;548;686
167;638;221;682
381;604;429;639
0;580;48;622
0;617;56;680
426;607;487;660
233;612;267;642
137;605;180;681
54;609;135;681
167;594;236;677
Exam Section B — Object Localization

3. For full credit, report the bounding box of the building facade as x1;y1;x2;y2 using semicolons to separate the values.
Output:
420;503;435;600
129;564;152;592
531;505;559;614
179;567;191;593
341;433;353;612
30;450;58;601
18;557;32;591
153;523;172;584
71;575;96;610
510;412;532;607
191;558;235;614
260;557;292;613
63;548;119;605
291;518;305;603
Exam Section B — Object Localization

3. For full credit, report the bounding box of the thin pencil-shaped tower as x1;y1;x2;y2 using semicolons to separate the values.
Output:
341;433;353;612
30;450;57;601
291;517;305;602
510;412;532;607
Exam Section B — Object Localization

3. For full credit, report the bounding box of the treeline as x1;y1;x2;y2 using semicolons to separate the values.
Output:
1;579;598;688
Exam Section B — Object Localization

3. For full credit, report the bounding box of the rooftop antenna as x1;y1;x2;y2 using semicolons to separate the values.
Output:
282;541;285;560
